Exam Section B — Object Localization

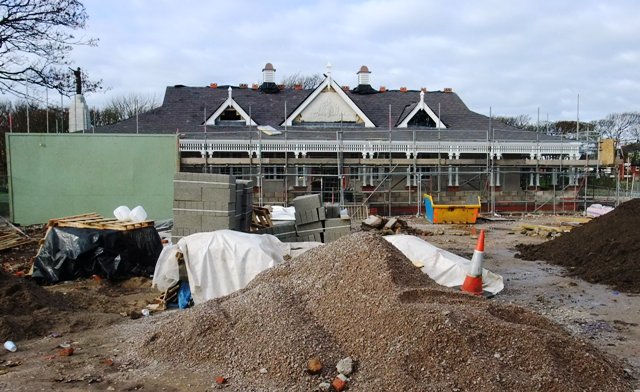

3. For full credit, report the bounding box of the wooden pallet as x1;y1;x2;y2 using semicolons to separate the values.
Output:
0;217;34;251
251;206;272;231
147;281;181;311
48;213;154;231
0;231;34;251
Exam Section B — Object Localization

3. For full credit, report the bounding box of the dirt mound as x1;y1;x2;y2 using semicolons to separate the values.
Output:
0;270;74;341
0;270;156;342
516;198;640;293
137;232;630;391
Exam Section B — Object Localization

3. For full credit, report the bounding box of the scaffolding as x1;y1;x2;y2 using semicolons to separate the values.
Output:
179;127;620;218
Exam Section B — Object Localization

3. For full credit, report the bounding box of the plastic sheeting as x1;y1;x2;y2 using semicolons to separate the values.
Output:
586;203;614;217
153;230;294;304
270;206;296;221
384;234;504;295
33;226;163;284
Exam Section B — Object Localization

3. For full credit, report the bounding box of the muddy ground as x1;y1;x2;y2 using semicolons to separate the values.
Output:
0;216;638;391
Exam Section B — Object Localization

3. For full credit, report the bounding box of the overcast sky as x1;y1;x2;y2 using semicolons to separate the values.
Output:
65;0;639;122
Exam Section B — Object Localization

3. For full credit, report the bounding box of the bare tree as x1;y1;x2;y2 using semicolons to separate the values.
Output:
594;112;640;143
552;120;595;139
494;114;532;129
0;0;101;97
280;72;323;89
103;93;159;123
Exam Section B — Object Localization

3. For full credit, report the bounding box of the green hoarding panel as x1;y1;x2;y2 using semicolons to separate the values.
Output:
6;134;177;225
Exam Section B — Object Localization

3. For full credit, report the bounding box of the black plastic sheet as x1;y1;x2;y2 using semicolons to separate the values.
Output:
32;226;163;284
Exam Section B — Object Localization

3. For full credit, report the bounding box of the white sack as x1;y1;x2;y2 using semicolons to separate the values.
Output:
178;230;287;304
270;206;296;221
384;234;504;294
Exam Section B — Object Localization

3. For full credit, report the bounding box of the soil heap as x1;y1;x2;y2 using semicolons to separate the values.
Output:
516;198;640;293
0;270;144;342
0;270;73;341
137;232;630;391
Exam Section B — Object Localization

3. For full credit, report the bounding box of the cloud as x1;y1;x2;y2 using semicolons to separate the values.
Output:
68;0;640;122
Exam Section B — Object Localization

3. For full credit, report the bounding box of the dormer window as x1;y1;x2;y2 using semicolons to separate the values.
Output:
397;90;446;129
407;109;437;127
219;106;243;122
206;86;257;126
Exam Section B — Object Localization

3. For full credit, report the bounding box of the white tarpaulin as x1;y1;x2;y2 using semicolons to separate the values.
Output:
153;230;285;304
586;203;614;217
153;230;322;304
384;234;504;294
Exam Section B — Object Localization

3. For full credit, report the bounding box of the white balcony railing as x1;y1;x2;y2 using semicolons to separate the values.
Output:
180;138;582;160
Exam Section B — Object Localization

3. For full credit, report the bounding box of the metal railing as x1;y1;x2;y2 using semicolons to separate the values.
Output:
180;138;581;160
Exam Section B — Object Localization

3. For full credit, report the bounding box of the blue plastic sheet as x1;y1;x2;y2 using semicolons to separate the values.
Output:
177;280;192;309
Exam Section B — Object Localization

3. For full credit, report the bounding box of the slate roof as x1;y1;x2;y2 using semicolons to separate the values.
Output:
96;83;557;142
168;128;561;142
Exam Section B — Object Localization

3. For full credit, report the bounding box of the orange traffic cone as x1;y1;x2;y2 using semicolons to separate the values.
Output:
461;229;485;295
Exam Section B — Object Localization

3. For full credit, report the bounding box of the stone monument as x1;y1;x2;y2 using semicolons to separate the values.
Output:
68;67;91;132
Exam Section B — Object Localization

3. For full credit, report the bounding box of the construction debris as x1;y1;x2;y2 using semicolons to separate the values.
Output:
362;215;431;236
307;358;323;375
0;217;33;251
519;223;573;238
336;357;353;376
147;281;180;311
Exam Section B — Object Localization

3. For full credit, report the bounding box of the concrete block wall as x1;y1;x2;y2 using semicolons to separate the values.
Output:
293;194;351;243
254;221;297;242
172;173;253;242
236;179;254;232
324;204;341;219
296;221;323;242
293;194;324;224
323;218;352;243
246;194;352;244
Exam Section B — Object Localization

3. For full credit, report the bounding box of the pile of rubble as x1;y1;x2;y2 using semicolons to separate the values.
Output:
133;232;630;391
361;215;431;236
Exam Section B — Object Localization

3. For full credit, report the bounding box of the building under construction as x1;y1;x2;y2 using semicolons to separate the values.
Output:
98;63;616;216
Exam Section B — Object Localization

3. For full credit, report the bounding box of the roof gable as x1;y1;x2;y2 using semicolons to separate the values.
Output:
282;77;375;127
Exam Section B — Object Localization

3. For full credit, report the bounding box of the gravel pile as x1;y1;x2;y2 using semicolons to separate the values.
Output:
137;232;630;391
